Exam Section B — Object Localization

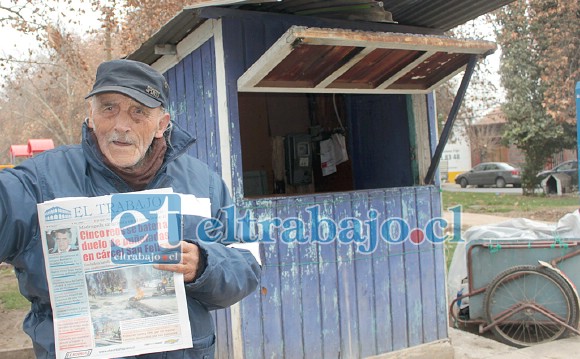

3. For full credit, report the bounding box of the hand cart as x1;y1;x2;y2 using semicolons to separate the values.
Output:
449;238;580;347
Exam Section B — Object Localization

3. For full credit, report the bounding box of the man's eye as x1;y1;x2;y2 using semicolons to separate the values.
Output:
132;107;150;119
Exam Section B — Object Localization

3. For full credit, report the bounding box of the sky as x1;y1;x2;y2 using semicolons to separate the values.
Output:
2;26;37;58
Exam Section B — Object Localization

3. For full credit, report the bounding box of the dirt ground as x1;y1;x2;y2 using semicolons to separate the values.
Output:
0;267;32;350
0;207;576;351
502;206;579;223
0;308;32;350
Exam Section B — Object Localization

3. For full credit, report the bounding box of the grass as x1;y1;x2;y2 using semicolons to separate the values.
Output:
0;268;29;310
442;190;579;214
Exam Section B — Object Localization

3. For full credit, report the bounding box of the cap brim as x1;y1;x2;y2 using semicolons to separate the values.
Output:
85;86;162;108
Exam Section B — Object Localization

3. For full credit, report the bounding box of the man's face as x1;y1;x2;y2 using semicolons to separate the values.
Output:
87;93;170;169
55;232;70;252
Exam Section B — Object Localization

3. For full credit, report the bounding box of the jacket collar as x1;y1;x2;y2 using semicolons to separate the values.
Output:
163;121;197;162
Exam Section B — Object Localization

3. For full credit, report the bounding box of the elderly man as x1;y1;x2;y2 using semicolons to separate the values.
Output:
0;59;261;358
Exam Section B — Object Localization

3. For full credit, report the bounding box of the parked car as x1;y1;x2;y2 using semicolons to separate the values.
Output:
536;160;578;184
455;162;522;188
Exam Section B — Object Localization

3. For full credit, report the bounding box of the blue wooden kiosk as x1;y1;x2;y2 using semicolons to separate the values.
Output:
128;2;509;357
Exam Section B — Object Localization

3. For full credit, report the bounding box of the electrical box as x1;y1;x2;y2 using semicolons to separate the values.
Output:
285;134;313;185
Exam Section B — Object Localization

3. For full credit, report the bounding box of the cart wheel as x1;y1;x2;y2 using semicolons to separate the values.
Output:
484;265;578;347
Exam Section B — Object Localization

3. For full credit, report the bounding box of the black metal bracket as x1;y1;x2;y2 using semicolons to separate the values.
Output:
424;54;478;185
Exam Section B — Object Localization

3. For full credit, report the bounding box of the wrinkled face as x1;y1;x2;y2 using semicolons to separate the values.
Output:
55;232;70;252
87;93;170;169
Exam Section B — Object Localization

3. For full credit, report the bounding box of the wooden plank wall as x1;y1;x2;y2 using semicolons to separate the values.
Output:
346;94;414;189
235;186;445;358
163;38;222;175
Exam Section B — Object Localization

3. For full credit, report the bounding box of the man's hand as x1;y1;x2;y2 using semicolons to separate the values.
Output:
154;241;201;283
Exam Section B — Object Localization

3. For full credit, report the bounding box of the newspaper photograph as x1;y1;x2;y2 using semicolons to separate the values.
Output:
37;190;199;359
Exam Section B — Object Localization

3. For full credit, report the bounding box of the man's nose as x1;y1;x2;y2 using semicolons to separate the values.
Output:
114;110;134;132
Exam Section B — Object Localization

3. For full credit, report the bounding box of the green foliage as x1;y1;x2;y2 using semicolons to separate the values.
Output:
495;1;577;195
0;268;29;310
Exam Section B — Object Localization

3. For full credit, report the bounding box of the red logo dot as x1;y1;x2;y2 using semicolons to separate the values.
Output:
409;228;425;245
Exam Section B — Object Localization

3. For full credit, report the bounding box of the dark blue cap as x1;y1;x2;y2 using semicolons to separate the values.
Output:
85;59;169;108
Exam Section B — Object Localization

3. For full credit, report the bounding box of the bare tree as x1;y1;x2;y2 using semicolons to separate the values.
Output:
435;16;502;153
0;0;127;163
0;30;113;161
0;0;190;164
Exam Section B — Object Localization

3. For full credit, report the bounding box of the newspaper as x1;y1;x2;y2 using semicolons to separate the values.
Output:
37;189;210;359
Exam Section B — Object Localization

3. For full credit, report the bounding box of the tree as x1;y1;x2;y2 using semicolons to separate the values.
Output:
0;1;93;71
0;1;99;162
0;0;192;164
495;0;576;195
532;0;580;123
0;32;110;150
0;1;129;163
435;17;502;162
115;0;185;55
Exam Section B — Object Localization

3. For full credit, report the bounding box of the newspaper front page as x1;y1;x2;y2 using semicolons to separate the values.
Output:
37;190;206;359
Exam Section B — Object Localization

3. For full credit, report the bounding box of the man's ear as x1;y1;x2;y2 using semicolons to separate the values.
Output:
155;113;171;138
86;100;94;129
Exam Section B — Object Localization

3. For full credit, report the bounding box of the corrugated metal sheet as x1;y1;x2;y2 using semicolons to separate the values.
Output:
235;0;513;30
382;0;513;30
128;0;514;64
237;26;496;94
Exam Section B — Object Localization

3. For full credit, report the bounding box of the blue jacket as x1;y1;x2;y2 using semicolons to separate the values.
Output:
0;122;261;358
